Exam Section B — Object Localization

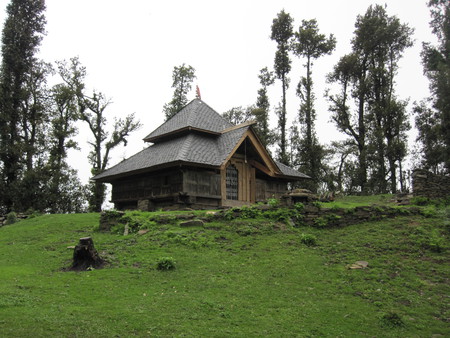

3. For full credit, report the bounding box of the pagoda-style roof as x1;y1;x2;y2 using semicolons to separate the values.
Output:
94;99;309;182
143;99;232;143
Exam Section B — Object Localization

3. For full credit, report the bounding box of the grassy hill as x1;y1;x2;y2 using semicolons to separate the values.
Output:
0;197;449;337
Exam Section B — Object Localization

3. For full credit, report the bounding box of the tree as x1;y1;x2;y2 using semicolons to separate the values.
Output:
163;64;196;120
255;67;275;148
355;5;413;193
60;59;141;212
0;0;46;211
414;100;446;173
271;10;293;165
291;19;336;191
327;5;413;194
44;58;86;213
327;53;369;193
222;106;253;125
416;0;450;172
82;93;141;212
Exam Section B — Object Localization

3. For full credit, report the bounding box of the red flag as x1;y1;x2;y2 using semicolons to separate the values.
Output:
196;85;201;100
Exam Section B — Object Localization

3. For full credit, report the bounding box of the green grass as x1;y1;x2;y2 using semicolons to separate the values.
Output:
320;193;395;209
0;208;449;337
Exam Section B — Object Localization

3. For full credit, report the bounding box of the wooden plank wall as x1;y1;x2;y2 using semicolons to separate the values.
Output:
183;169;221;198
111;170;183;202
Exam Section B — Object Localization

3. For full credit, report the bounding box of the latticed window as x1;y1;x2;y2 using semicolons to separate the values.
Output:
226;165;238;200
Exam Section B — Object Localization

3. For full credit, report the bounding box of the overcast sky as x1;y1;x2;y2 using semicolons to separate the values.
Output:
0;0;436;185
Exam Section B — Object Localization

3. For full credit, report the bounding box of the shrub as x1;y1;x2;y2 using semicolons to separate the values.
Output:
5;212;18;225
156;257;176;271
264;208;293;223
300;233;317;246
380;311;404;328
294;202;305;213
240;205;262;219
267;197;280;208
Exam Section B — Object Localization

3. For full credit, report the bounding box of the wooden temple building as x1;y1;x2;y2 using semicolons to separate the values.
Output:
93;99;309;210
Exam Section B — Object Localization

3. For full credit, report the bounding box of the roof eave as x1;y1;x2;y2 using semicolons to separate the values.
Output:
143;126;221;143
92;161;220;183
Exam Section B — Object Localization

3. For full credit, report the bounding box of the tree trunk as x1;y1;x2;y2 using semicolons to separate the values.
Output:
69;237;104;271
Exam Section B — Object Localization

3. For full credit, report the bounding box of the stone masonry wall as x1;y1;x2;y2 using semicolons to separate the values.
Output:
412;169;450;199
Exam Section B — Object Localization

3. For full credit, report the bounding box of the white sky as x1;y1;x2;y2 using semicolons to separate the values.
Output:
0;0;436;187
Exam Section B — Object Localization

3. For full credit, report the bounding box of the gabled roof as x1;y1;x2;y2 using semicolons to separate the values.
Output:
143;99;232;142
94;125;249;181
94;99;310;182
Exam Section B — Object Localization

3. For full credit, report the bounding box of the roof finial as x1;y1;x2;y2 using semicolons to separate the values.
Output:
196;85;201;100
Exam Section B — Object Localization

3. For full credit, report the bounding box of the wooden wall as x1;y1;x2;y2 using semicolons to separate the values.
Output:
256;179;288;201
111;169;183;204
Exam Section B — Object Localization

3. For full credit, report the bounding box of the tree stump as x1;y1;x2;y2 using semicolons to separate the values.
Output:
69;237;104;271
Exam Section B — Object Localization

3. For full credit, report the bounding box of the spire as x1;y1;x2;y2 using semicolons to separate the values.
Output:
196;85;201;100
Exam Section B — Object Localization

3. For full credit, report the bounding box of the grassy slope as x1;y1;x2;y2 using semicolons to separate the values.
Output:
0;207;448;337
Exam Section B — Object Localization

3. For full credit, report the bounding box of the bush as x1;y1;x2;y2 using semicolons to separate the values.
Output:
5;212;18;225
240;205;262;219
264;208;293;223
300;233;317;246
294;202;305;213
267;198;280;208
156;257;176;271
380;311;404;328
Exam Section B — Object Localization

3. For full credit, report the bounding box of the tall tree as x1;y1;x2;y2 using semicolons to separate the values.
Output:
327;5;413;194
291;19;336;191
163;64;196;120
355;5;413;193
254;67;275;148
327;53;369;193
271;10;293;165
60;59;141;212
416;0;450;172
44;58;85;213
0;0;46;211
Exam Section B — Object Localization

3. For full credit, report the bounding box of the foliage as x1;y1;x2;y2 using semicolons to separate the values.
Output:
300;233;317;246
326;5;413;194
156;257;176;271
254;67;276;148
162;64;196;120
415;0;450;172
267;197;280;208
290;19;336;192
271;10;293;165
5;211;18;225
59;59;141;212
0;0;47;212
380;311;405;328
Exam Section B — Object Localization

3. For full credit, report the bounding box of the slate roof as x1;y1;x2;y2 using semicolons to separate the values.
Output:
144;99;232;142
94;99;309;181
275;161;310;179
94;125;249;181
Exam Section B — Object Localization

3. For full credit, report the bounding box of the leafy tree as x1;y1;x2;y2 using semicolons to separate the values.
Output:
82;93;141;212
255;67;275;148
291;19;336;191
222;106;253;125
327;53;369;193
355;5;413;193
416;0;450;172
163;64;196;120
60;59;141;212
327;5;413;194
414;100;446;173
43;58;85;213
0;0;46;211
271;10;293;165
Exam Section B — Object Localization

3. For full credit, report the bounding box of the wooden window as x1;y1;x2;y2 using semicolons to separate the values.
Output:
226;165;238;200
